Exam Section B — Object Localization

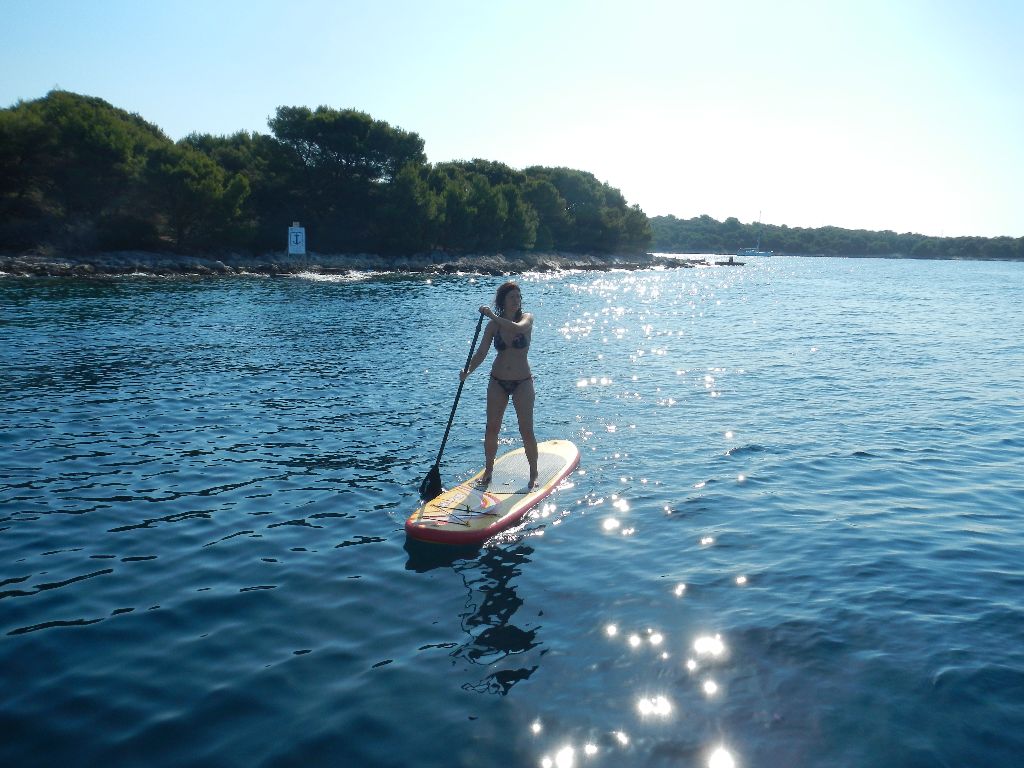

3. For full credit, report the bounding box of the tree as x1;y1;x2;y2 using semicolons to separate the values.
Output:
623;204;652;250
269;106;425;183
29;92;165;216
498;184;538;250
376;163;440;254
524;167;644;252
0;106;49;203
522;178;568;251
183;130;302;250
453;159;526;188
0;90;169;250
0;106;53;248
437;176;474;251
145;143;249;249
267;106;427;251
467;175;507;251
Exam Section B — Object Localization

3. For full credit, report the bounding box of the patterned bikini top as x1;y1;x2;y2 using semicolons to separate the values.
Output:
494;332;529;351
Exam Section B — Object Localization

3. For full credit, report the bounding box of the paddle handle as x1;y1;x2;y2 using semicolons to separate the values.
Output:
432;312;485;467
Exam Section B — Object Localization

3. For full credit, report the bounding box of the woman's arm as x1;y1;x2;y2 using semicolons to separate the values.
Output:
460;321;495;380
480;307;533;332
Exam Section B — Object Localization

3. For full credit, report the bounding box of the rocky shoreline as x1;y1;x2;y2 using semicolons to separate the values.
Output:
0;250;699;278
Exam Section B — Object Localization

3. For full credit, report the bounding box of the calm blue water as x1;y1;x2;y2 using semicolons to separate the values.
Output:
2;257;1023;767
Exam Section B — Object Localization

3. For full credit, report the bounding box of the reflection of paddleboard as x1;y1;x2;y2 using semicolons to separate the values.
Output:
406;439;580;545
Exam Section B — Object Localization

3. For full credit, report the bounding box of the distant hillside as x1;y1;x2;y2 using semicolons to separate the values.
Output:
650;214;1024;261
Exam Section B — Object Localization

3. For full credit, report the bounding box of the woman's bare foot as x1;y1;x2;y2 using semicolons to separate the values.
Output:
528;474;539;490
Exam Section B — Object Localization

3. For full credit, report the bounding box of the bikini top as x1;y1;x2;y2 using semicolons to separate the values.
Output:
494;332;529;351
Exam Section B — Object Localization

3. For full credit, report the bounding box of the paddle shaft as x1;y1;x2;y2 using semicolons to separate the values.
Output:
431;312;485;468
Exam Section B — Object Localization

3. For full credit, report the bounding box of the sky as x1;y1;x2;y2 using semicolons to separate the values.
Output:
3;0;1023;238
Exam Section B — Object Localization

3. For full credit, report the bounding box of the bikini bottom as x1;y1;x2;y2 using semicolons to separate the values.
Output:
490;375;534;396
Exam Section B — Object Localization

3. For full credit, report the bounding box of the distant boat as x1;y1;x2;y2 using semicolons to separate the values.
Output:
737;214;773;257
715;256;744;266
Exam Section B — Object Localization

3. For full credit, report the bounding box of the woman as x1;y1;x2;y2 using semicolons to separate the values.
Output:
460;281;538;488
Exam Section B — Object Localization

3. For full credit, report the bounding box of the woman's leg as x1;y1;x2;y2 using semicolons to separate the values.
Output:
511;378;539;486
483;377;509;481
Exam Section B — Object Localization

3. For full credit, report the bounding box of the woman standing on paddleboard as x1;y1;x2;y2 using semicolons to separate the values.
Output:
460;281;539;488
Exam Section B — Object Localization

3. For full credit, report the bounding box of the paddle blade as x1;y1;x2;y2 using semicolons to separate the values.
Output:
419;465;442;501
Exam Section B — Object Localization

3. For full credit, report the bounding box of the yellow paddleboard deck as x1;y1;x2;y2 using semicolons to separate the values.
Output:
406;439;580;545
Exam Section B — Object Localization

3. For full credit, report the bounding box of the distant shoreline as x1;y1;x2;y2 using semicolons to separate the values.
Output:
0;250;699;278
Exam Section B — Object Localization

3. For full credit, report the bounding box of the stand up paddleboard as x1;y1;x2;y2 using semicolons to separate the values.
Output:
406;439;580;545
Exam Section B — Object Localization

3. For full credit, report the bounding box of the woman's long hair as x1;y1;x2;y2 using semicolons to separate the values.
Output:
494;281;523;321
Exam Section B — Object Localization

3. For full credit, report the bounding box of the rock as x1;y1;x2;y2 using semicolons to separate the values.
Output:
0;248;692;278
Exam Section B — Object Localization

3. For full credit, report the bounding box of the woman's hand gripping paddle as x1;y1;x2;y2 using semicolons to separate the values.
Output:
419;312;485;500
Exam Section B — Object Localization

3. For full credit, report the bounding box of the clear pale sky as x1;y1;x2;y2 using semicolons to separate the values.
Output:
3;0;1022;238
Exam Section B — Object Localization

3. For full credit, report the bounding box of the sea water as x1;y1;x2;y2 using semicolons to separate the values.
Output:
1;257;1022;767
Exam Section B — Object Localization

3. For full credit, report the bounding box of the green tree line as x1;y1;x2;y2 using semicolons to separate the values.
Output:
650;214;1024;261
0;90;650;255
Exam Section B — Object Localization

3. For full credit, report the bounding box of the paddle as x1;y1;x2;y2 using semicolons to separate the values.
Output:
419;311;486;500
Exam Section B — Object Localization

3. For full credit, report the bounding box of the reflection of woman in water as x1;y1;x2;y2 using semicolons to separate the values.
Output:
460;281;538;488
